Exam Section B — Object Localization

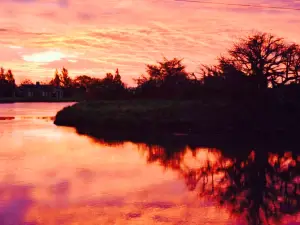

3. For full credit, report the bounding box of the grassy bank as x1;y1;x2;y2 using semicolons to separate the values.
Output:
54;99;300;136
0;97;78;103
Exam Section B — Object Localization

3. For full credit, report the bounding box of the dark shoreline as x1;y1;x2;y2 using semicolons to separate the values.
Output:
53;100;300;154
75;126;300;151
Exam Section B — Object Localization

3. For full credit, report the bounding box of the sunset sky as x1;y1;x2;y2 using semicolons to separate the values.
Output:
1;0;300;85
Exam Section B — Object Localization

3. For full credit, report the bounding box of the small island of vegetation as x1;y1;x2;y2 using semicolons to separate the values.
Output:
52;32;300;137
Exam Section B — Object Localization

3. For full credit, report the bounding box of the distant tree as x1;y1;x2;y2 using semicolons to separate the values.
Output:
61;67;73;88
40;80;50;85
5;69;15;86
104;72;114;81
20;79;34;85
50;69;62;87
100;72;115;91
0;68;15;97
135;57;192;98
142;57;189;84
0;67;5;81
114;68;121;84
73;75;94;89
200;57;252;91
0;67;6;97
87;69;127;100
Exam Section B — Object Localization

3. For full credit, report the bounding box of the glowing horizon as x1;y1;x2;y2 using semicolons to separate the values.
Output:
1;0;300;85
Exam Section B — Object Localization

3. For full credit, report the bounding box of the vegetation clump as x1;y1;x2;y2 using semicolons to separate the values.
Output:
53;32;300;135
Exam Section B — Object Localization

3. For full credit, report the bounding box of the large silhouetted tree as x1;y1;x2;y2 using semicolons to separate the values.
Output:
222;32;300;88
199;33;300;102
135;57;196;98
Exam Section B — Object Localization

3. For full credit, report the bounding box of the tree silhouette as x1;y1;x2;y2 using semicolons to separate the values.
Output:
200;33;300;91
114;68;121;84
49;68;73;88
5;69;15;85
135;57;194;98
61;67;72;88
0;67;15;97
83;69;127;100
282;44;300;85
0;67;5;81
223;32;300;89
73;75;94;89
49;69;62;87
20;79;34;85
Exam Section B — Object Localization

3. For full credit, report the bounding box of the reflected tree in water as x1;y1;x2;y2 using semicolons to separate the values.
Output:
141;145;300;225
212;151;300;225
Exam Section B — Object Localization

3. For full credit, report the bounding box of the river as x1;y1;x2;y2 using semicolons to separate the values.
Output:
0;103;299;225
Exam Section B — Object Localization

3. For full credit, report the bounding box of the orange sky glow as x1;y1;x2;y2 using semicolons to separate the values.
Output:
1;0;300;85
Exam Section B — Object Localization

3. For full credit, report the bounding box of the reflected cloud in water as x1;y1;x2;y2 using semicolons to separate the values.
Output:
0;184;34;225
0;116;54;121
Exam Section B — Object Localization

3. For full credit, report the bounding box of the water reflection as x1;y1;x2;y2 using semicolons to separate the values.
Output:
0;116;54;121
0;103;231;225
73;125;300;224
137;144;300;225
0;183;34;225
0;103;299;225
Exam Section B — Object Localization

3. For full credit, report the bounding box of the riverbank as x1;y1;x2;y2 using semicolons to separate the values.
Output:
0;97;78;103
54;99;300;136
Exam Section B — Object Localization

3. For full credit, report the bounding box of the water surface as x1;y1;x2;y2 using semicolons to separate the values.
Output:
0;103;299;225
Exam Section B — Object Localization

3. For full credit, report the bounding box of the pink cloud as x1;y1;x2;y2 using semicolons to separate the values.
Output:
0;47;23;61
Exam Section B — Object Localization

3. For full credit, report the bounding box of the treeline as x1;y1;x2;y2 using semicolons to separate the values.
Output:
0;68;16;97
2;32;300;101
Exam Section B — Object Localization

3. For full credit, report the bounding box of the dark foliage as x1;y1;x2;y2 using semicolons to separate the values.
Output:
0;67;16;97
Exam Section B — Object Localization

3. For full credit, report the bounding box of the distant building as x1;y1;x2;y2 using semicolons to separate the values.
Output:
18;82;63;99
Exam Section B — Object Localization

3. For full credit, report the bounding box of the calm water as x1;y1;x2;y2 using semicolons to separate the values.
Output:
0;103;299;225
